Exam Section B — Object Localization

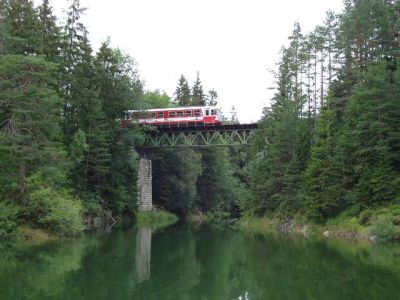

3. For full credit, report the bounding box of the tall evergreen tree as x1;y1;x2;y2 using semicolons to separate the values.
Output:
206;89;218;106
3;0;40;55
37;0;60;61
94;40;144;213
0;55;61;201
191;71;206;105
174;74;191;106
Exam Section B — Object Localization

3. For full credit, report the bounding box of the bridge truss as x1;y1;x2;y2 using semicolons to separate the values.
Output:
142;124;258;148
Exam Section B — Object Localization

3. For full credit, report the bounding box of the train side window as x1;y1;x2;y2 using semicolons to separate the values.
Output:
194;110;201;117
168;111;176;118
177;111;184;117
206;110;210;116
157;111;163;118
149;112;155;118
185;110;192;117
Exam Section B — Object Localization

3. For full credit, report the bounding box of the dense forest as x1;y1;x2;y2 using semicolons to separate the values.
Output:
248;0;400;231
0;0;399;239
0;0;243;238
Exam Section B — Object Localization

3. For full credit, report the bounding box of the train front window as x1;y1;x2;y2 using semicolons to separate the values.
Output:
211;110;216;115
185;110;192;117
206;110;210;116
194;110;201;117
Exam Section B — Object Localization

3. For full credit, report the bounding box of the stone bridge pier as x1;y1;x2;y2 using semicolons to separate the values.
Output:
137;155;152;211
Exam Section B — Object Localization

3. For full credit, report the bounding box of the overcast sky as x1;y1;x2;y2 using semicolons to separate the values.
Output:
48;0;344;122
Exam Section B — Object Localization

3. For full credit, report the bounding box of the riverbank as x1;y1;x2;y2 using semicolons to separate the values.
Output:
135;210;179;229
239;204;400;242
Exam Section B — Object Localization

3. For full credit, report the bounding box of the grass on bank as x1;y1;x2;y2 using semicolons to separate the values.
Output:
239;204;400;242
135;210;179;229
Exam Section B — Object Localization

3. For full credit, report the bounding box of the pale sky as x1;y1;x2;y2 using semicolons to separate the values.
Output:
48;0;344;122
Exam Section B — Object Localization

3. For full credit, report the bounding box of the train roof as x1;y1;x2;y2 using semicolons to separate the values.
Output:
127;106;220;113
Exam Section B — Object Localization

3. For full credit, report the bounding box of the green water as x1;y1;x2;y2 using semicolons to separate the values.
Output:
1;224;400;300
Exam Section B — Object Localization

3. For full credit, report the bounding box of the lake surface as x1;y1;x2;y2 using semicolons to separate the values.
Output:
1;223;400;300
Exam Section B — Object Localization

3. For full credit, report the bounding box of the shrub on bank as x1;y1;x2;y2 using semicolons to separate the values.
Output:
135;210;178;229
29;187;85;237
370;215;400;242
0;202;18;239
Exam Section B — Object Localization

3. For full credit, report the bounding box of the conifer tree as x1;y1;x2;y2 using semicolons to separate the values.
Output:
206;89;218;106
94;40;143;213
174;74;191;106
3;0;40;55
0;55;61;201
37;0;60;61
191;71;206;105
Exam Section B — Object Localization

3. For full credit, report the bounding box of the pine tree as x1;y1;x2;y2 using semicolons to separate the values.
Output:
94;40;144;213
37;0;60;61
341;62;400;205
0;55;61;201
69;34;111;203
95;40;142;127
206;89;218;106
174;74;191;106
191;71;206;105
3;0;40;55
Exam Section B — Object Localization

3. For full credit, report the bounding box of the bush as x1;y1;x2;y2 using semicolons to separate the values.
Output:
358;208;373;225
370;215;400;242
29;187;85;237
0;202;18;239
135;210;178;229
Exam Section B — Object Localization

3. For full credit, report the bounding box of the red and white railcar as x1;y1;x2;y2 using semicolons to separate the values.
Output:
122;106;222;127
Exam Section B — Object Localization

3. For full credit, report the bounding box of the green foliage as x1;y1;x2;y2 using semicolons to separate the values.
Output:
196;148;237;213
135;210;178;229
28;187;84;237
0;202;19;239
370;215;400;242
153;149;202;215
142;90;171;109
174;74;191;106
245;1;400;227
0;55;62;202
191;71;206;105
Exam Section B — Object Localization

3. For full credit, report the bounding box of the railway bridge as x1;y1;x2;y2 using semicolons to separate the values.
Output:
135;123;258;211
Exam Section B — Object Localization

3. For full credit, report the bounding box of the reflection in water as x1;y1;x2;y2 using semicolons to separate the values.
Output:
0;225;400;299
136;227;152;282
237;291;250;300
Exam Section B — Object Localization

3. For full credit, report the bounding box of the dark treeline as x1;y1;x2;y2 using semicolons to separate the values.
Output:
248;0;400;224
